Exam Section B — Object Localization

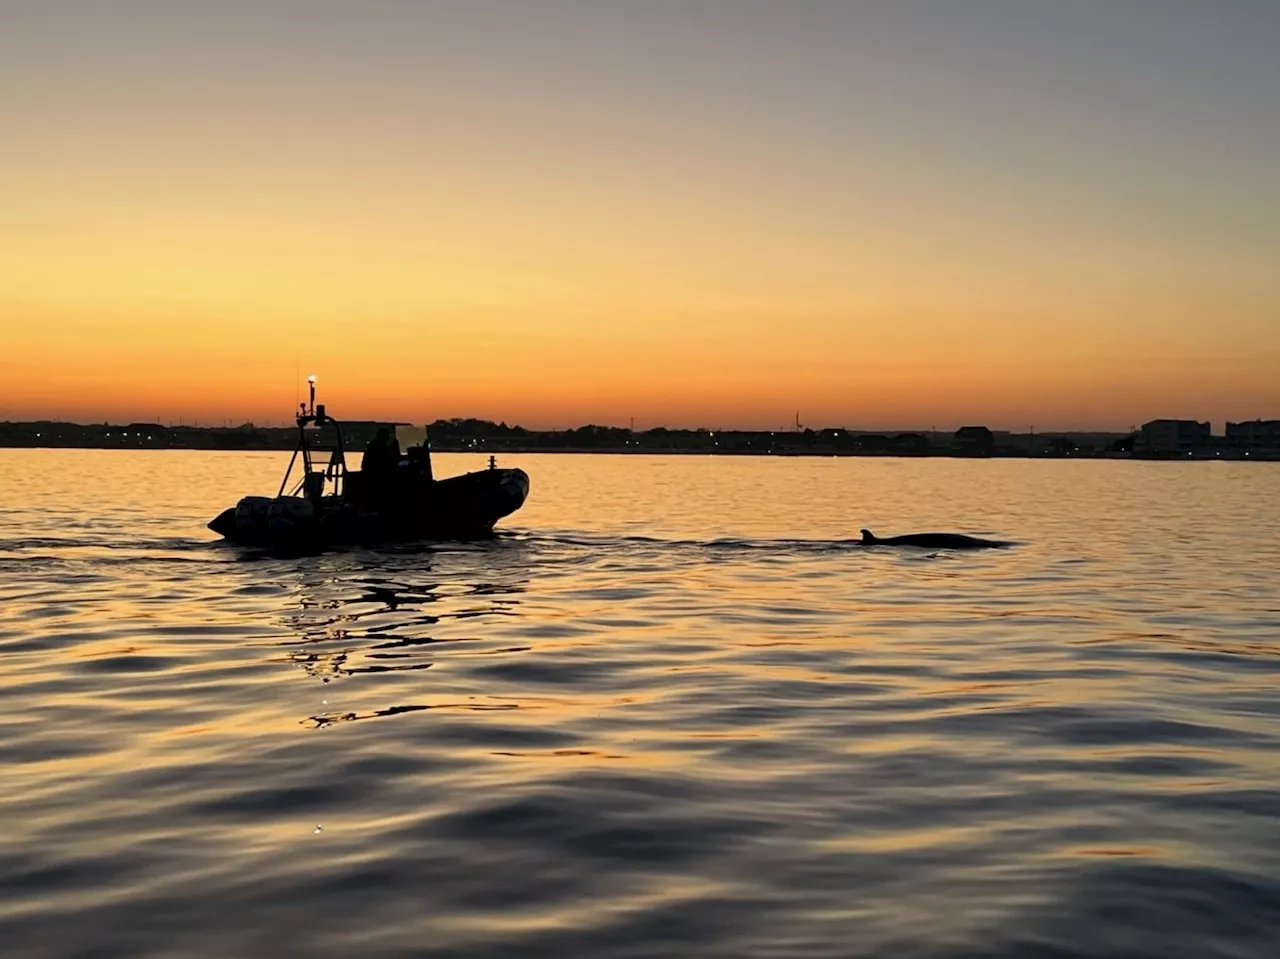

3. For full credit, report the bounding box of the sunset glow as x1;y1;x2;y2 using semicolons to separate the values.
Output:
3;2;1277;430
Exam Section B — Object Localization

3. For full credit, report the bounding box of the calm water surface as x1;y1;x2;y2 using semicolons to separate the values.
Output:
2;450;1279;958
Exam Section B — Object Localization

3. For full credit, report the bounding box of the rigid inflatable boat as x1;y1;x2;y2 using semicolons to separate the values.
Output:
207;378;528;550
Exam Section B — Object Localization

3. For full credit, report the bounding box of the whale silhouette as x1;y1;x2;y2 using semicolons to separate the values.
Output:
859;528;1009;549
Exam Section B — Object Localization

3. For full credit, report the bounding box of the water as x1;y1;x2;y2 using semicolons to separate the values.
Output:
2;450;1279;958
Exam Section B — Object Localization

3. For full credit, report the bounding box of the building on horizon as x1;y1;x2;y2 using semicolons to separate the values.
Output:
953;425;994;455
337;420;414;450
1136;419;1211;455
1225;420;1280;455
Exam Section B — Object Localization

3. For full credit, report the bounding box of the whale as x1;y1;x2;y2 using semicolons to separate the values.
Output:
859;528;1009;549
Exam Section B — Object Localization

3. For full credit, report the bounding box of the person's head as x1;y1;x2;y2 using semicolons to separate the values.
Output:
375;428;389;441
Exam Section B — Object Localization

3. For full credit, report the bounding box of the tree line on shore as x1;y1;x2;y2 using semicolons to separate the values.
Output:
0;417;1134;456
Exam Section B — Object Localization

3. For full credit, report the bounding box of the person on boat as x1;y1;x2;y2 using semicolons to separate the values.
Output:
362;428;400;473
359;427;402;510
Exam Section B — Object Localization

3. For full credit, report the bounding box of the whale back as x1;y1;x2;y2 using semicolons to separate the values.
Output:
859;528;1008;549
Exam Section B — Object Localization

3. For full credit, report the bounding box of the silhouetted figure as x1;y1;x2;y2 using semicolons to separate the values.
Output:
361;429;402;512
362;428;400;473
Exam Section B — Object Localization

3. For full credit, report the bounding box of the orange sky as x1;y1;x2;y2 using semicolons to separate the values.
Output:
2;3;1277;431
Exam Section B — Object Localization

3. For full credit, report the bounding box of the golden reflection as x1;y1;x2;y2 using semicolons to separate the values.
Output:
1066;846;1166;857
820;824;992;854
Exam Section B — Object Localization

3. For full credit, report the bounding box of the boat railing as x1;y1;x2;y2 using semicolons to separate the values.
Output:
278;377;348;501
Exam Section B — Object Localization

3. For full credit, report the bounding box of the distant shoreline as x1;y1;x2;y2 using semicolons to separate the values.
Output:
2;420;1274;460
0;443;1274;462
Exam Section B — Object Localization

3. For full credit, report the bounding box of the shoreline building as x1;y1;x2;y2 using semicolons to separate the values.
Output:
1136;419;1211;455
953;425;994;455
1225;420;1280;456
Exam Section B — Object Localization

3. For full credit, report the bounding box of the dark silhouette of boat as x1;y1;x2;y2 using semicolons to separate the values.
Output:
207;379;528;550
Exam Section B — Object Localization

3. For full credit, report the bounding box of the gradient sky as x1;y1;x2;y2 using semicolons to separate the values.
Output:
2;1;1277;430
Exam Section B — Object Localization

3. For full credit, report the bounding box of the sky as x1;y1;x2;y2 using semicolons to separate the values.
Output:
2;0;1277;431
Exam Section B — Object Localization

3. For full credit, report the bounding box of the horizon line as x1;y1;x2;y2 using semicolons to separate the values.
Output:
10;415;1276;437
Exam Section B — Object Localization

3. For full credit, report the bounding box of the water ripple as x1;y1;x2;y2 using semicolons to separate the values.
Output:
1;451;1279;957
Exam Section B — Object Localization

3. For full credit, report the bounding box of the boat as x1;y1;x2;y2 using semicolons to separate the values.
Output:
207;377;529;550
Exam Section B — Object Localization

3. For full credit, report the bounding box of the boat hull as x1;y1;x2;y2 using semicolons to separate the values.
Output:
208;467;529;550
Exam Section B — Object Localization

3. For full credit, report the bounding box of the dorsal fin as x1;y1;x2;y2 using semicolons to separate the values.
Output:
860;529;876;543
